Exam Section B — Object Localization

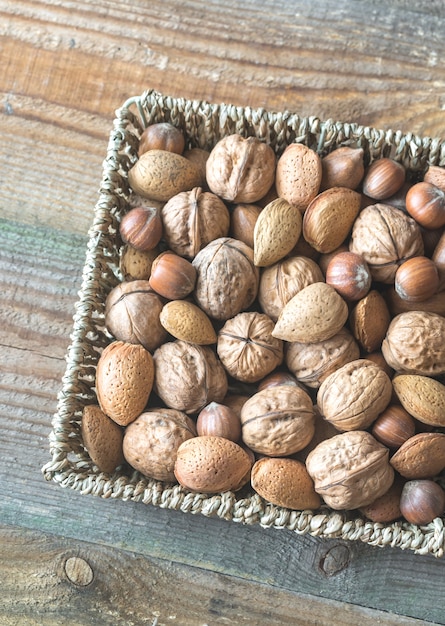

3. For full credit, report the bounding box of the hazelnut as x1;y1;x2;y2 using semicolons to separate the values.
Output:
149;251;196;300
394;256;439;302
325;251;372;301
399;479;445;525
362;158;406;200
230;203;262;248
405;182;445;230
119;206;163;251
371;405;416;449
196;402;241;442
138;122;185;156
320;146;365;191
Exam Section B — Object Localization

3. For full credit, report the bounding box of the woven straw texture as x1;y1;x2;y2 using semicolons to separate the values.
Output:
42;89;445;557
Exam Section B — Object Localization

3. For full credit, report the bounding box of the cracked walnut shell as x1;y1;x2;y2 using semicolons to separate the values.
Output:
306;430;394;510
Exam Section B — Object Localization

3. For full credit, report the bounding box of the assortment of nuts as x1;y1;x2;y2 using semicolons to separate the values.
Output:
82;120;445;527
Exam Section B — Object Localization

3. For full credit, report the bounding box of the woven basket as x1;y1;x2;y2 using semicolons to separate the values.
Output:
42;89;445;558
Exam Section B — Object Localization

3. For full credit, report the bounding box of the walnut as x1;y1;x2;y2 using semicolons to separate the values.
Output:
349;204;424;283
240;385;315;457
123;408;197;481
161;187;230;259
258;255;324;322
317;359;393;431
381;311;445;376
153;340;228;414
104;280;167;352
306;430;394;510
217;312;283;383
206;134;276;203
192;237;259;321
285;328;360;388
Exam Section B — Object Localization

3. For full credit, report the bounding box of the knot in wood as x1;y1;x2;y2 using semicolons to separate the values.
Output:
319;543;350;576
64;556;94;586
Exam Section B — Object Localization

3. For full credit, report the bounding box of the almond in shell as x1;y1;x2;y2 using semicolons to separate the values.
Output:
390;432;445;479
251;457;321;510
349;289;391;353
273;282;348;343
392;374;445;427
275;143;322;211
128;150;203;202
253;198;302;267
302;187;361;253
81;404;125;474
160;300;217;345
96;341;154;426
174;435;253;493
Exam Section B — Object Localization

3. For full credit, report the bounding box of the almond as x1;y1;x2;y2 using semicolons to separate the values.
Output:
349;289;391;353
96;341;154;426
251;457;321;510
253;198;302;266
390;432;445;479
128;150;203;201
81;404;125;474
272;282;348;343
159;300;217;345
275;143;322;211
302;187;361;253
360;477;404;523
392;374;445;427
174;436;253;493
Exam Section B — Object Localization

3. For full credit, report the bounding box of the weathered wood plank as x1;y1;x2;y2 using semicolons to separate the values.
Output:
1;0;445;135
0;524;437;626
1;218;445;624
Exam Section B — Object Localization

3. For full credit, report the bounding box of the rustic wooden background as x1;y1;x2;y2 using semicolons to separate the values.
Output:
2;1;445;624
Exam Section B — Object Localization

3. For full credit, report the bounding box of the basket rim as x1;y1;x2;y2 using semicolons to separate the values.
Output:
42;88;445;558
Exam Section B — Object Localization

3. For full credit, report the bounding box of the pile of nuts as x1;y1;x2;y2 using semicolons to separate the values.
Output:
81;120;445;526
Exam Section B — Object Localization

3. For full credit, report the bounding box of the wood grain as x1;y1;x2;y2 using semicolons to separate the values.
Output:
0;524;434;626
2;0;445;130
2;1;445;623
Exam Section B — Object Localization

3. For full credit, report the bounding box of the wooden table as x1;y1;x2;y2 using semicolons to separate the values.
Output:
2;1;445;624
